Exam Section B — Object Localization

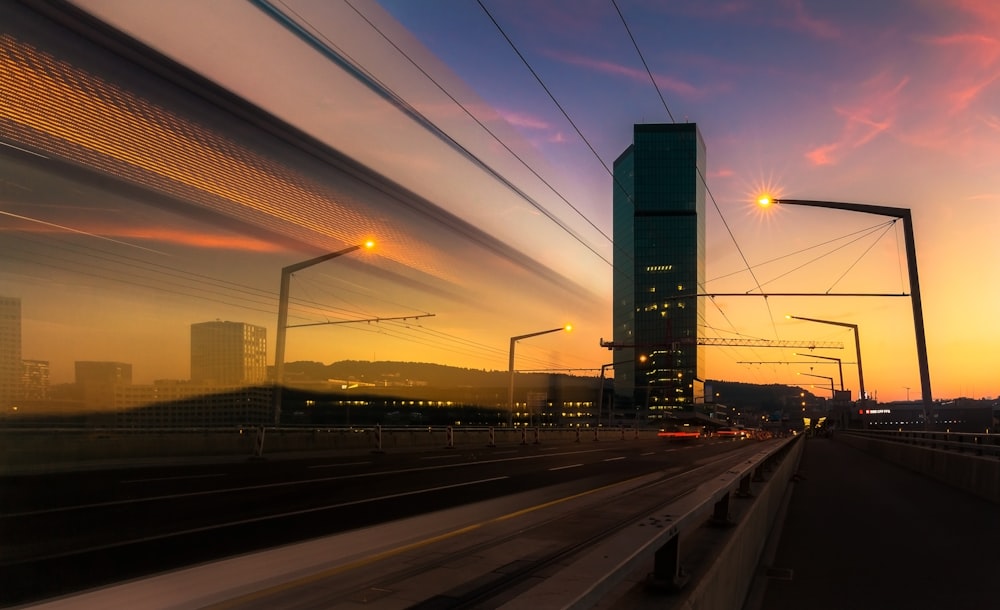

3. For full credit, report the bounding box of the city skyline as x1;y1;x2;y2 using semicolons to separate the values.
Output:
2;1;999;401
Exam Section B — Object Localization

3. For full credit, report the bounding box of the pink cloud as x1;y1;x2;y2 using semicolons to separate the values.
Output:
924;33;1000;68
921;32;1000;112
498;109;552;130
949;0;1000;25
805;144;837;166
710;168;735;178
544;50;702;97
775;0;840;40
804;75;907;166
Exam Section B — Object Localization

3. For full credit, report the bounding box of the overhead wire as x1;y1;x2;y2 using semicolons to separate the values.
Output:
825;220;897;293
611;0;778;368
342;0;613;249
476;0;638;215
259;0;613;269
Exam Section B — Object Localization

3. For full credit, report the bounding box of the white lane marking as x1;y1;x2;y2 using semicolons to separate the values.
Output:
120;473;227;484
419;454;463;461
603;456;626;462
641;452;656;456
16;476;512;563
308;461;373;470
549;464;583;471
3;447;613;517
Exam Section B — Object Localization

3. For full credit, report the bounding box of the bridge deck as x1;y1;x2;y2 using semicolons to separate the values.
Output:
748;437;997;610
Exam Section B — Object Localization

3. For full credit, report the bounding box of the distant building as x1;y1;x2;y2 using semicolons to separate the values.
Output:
613;124;706;419
22;359;49;400
0;296;21;410
75;361;133;409
190;321;267;386
114;380;271;427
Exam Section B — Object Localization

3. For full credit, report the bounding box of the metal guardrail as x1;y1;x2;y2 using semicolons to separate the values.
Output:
501;434;802;609
845;429;1000;458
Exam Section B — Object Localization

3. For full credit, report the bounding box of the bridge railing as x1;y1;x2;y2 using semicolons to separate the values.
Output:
0;424;662;474
501;434;803;609
846;429;1000;458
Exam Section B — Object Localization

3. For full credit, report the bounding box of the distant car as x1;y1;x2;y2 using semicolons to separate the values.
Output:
715;427;745;439
657;424;703;440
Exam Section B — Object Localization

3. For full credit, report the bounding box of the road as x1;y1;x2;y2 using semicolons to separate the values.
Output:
1;436;754;607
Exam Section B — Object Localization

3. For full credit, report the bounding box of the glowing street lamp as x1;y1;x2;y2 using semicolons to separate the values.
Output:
273;240;374;424
760;196;932;423
788;315;864;410
508;325;572;426
794;352;844;391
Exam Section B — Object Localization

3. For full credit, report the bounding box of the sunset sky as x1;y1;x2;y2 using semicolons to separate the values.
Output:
5;0;999;403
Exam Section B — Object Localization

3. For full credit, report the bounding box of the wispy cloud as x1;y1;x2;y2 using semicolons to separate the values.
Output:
804;74;907;166
498;110;552;131
544;50;703;97
774;0;840;39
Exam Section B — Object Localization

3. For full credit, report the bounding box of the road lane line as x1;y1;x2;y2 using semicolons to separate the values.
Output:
207;472;671;609
2;447;626;518
3;476;512;565
308;461;373;469
120;473;227;484
640;452;655;456
603;457;626;462
549;464;583;471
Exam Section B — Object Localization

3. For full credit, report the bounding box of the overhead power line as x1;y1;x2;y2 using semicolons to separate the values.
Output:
255;0;612;268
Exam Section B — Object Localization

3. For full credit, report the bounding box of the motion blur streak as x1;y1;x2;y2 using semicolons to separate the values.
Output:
0;34;440;276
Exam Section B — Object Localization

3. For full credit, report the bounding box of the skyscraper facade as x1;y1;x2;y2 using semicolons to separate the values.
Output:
612;124;706;419
190;321;267;386
0;296;22;410
22;359;50;400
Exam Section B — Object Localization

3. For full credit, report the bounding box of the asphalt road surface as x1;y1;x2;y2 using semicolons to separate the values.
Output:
1;436;753;607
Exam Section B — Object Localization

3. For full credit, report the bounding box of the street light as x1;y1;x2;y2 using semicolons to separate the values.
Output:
508;325;572;426
795;352;844;391
273;241;374;424
798;372;835;395
788;315;865;409
597;359;631;426
761;197;932;423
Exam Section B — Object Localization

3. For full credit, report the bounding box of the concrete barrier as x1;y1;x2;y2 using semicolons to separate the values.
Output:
838;432;1000;504
502;435;804;609
0;426;657;474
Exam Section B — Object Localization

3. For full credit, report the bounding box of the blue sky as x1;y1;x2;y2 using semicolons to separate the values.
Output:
7;0;999;402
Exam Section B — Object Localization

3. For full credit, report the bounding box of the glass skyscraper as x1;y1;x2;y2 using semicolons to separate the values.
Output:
612;124;706;420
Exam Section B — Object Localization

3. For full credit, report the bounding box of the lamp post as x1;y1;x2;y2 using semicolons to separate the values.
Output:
508;325;571;427
788;315;865;412
762;197;932;423
597;359;631;427
799;372;835;395
273;241;374;425
795;352;844;391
